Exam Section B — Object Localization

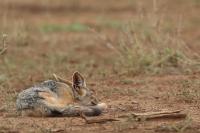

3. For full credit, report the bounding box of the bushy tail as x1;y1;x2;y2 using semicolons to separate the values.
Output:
54;103;107;117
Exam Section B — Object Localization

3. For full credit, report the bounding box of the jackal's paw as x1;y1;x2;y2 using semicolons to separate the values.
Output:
97;103;107;110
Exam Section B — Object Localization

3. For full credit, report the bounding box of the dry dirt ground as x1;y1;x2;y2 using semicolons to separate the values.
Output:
0;0;200;133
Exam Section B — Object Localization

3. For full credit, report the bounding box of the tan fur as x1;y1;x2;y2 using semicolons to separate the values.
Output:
77;88;87;97
39;93;73;108
39;83;75;108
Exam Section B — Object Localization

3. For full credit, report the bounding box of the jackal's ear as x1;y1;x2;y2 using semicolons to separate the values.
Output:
53;74;72;86
72;71;86;88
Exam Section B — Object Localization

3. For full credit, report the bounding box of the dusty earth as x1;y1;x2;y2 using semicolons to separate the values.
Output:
0;0;200;132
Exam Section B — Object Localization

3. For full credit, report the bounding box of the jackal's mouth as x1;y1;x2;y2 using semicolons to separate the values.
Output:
90;96;99;105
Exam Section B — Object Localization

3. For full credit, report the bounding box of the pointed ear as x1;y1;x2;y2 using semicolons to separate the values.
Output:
53;74;72;86
72;71;86;88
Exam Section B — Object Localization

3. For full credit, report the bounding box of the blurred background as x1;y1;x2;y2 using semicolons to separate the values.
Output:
1;0;199;79
0;0;199;89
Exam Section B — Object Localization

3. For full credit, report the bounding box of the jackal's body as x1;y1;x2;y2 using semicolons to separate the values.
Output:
16;72;107;117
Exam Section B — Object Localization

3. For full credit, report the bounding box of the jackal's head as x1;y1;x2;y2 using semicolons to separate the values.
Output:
72;72;99;106
54;72;99;106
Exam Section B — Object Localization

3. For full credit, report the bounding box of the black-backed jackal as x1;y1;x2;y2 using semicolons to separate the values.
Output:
16;72;107;117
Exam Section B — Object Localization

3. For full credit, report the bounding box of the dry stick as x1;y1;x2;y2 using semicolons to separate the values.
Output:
0;48;6;55
79;113;119;124
119;110;186;121
131;110;183;116
0;34;7;55
141;113;186;120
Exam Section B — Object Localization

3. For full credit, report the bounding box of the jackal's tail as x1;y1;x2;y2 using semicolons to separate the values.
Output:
56;103;107;117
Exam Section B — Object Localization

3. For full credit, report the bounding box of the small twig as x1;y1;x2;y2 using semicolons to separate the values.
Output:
136;113;186;121
0;48;7;55
0;34;7;55
80;112;119;124
131;110;183;116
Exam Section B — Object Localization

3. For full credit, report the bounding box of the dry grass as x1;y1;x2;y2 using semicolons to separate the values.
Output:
100;10;200;76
